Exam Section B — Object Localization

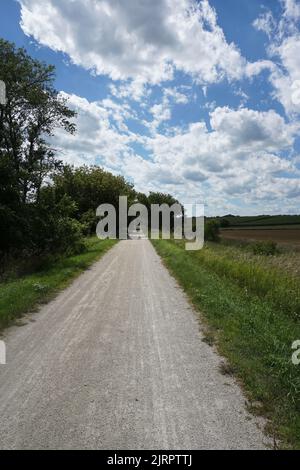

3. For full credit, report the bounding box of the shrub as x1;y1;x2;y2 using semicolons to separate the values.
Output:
220;218;230;228
80;209;98;236
54;217;85;256
205;220;220;242
251;240;278;256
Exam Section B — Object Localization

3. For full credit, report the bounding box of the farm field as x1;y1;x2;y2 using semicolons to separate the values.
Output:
216;215;300;227
221;228;300;247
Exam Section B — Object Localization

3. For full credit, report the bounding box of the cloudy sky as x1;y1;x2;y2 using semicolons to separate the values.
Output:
1;0;300;215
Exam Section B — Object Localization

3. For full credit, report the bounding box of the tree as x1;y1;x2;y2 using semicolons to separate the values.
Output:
147;192;183;231
31;187;84;255
52;165;136;235
0;39;76;204
0;39;77;254
147;192;180;207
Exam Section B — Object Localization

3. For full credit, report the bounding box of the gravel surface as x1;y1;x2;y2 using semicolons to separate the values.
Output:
0;240;270;449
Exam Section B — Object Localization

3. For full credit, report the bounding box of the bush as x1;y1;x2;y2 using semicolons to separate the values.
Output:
80;209;98;236
251;240;278;256
220;218;230;228
205;220;220;242
15;190;86;257
53;217;85;256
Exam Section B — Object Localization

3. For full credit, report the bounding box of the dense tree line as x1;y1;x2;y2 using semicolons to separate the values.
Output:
0;39;180;263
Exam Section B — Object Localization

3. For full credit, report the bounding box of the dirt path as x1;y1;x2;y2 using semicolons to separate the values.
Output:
0;240;269;449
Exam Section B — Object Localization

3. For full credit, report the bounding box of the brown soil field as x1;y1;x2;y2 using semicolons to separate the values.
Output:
221;228;300;246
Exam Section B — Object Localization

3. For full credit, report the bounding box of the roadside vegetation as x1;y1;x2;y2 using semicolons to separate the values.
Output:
152;238;300;449
214;239;300;277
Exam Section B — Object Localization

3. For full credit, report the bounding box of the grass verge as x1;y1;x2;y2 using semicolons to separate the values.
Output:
152;238;300;449
0;237;117;331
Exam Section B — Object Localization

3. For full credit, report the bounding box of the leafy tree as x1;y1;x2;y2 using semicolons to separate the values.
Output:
147;191;183;231
0;39;76;254
53;165;135;213
30;187;84;255
52;165;136;235
0;39;76;204
147;192;180;207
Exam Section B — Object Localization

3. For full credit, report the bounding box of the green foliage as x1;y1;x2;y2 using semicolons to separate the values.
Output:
0;38;77;256
205;220;220;242
53;165;136;216
145;192;183;231
0;38;75;205
80;209;99;236
251;241;279;256
219;218;230;228
147;191;180;207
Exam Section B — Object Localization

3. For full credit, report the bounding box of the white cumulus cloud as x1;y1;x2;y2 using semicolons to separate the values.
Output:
19;0;270;85
254;0;300;115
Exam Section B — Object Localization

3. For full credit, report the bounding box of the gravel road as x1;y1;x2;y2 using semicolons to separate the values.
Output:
0;240;270;449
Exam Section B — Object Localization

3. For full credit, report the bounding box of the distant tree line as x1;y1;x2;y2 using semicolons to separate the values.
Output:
0;39;180;263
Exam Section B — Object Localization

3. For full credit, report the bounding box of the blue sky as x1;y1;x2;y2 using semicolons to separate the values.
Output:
1;0;300;215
